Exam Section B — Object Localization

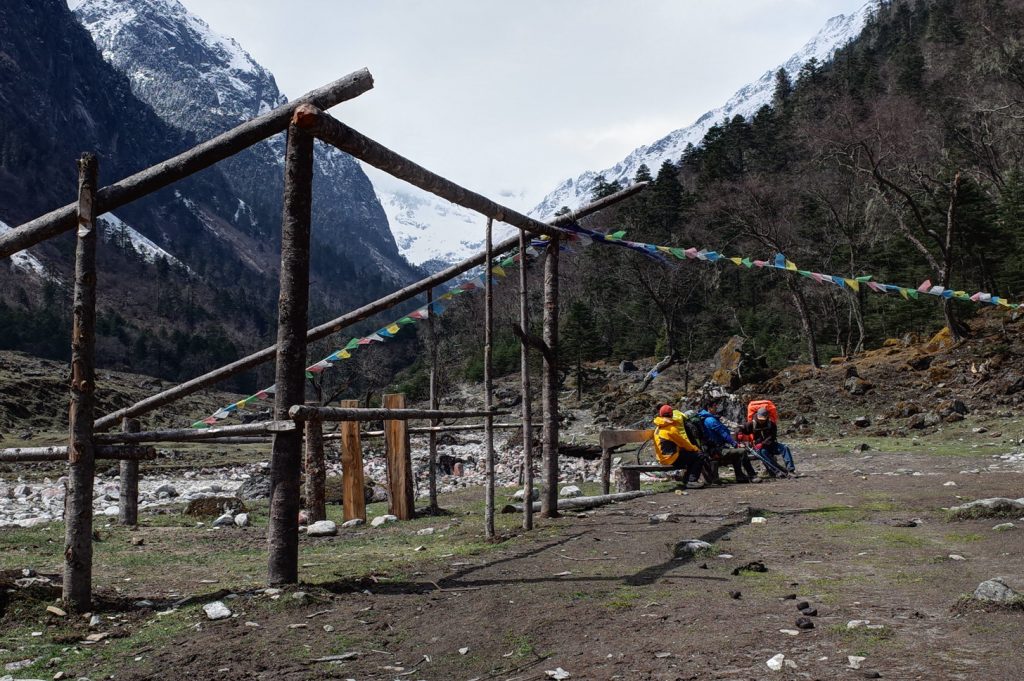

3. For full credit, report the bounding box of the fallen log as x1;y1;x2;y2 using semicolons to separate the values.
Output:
500;490;653;514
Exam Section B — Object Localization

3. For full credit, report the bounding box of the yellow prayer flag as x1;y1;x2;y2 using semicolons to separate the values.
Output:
730;257;743;266
340;350;351;359
900;288;910;300
785;260;798;271
386;323;401;334
844;278;860;292
491;266;506;277
235;400;247;409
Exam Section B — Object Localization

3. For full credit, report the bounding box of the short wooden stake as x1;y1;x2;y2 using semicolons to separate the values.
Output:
339;399;366;522
383;393;414;520
118;418;141;525
304;415;326;523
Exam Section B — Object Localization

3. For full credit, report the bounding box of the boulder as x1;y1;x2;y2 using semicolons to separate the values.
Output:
237;474;272;500
370;514;398;527
619;360;638;373
513;488;540;501
559;485;582;498
233;513;250;528
973;577;1020;603
203;601;232;620
212;513;235;527
306;520;338;537
341;518;365;528
711;336;745;389
183;497;246;518
154;483;178;498
844;377;873;395
673;539;713;557
853;416;871;428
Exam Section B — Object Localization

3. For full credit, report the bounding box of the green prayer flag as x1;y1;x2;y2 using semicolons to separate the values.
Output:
741;258;753;268
670;248;686;260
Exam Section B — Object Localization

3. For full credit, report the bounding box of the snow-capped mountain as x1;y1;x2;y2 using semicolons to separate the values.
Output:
372;174;517;272
98;213;186;270
530;1;877;219
70;0;419;286
0;221;48;278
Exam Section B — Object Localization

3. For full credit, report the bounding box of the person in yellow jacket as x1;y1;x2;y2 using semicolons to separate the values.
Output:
652;405;708;488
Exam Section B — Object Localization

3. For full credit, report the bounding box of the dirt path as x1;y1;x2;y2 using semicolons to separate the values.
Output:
50;447;1012;681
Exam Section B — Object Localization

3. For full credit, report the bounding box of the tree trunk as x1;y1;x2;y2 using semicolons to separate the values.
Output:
519;229;535;531
786;279;819;368
943;172;970;341
542;238;560;517
64;153;98;611
118;418;140;526
267;121;314;585
484;218;496;538
304;417;326;523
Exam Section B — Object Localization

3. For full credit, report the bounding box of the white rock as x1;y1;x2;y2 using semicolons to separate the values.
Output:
559;485;582;498
847;655;866;670
751;516;767;524
674;540;712;556
416;527;436;535
458;647;469;655
992;522;1015;532
307;521;338;537
513;488;539;501
973;577;1020;603
212;513;235;527
234;513;249;527
949;554;966;561
649;513;673;524
370;515;398;527
341;518;364;528
943;481;957;487
203;601;232;620
102;506;119;517
847;620;870;629
779;629;800;636
766;653;785;671
545;668;570;680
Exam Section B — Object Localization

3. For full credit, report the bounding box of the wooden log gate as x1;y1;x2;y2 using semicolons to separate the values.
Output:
0;67;646;605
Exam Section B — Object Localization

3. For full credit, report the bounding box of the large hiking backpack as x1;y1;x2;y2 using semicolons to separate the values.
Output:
747;399;779;423
681;412;706;450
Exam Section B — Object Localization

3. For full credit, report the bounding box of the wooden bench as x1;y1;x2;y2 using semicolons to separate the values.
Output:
599;429;652;494
618;464;675;492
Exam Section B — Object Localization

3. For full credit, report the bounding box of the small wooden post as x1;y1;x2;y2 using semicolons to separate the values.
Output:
339;399;366;522
304;412;326;523
541;236;560;517
518;229;535;530
383;393;414;520
118;418;141;525
64;152;98;611
601;445;611;496
267;120;314;585
427;288;439;512
484;217;495;538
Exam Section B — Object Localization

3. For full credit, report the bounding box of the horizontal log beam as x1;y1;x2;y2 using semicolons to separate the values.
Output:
289;406;508;422
500;490;653;514
94;420;296;444
0;445;157;463
298;106;567;238
348;423;522;438
0;69;374;259
93;183;646;431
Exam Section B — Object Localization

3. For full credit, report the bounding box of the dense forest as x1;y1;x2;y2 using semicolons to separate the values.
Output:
390;0;1024;401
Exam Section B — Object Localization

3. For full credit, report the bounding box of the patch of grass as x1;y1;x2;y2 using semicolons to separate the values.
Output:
502;630;537;658
944;532;984;543
827;621;896;655
606;586;643;609
877;529;928;548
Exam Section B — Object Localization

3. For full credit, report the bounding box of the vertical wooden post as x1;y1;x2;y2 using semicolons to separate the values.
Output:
601;446;611;496
267;120;314;585
118;418;141;525
518;229;534;530
426;288;439;512
304;414;326;523
339;399;366;522
483;218;495;538
383;393;414;520
64;152;98;610
541;237;560;517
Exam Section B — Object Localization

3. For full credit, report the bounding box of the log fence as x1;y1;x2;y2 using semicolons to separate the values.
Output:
0;68;645;604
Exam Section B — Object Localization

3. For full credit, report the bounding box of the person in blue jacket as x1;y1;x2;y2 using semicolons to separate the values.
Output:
694;401;758;483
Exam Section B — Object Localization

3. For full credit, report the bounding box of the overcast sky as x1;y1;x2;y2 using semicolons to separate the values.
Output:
179;0;865;209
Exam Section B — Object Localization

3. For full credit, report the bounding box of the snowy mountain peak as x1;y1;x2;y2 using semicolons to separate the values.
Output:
530;1;878;220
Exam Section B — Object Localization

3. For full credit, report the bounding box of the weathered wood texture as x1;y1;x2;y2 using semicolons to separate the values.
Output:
501;490;653;514
0;445;156;462
383;394;414;520
484;217;495;538
267;122;314;586
339;399;366;522
541;238;560;517
598;429;653;495
93;184;646;430
427;288;439;512
94;420;296;444
290;406;507;422
518;228;535;531
118;418;141;525
0;70;373;260
304;416;326;523
64;153;98;611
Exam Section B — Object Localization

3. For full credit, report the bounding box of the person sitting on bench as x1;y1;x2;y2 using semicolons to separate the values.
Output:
747;407;796;475
652;405;708;489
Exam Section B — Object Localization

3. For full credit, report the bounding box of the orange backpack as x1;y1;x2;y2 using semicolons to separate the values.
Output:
747;399;779;423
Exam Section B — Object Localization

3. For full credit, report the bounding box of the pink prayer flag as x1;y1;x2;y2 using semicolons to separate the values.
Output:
810;272;825;283
970;292;983;302
917;279;932;293
684;248;699;259
753;260;767;268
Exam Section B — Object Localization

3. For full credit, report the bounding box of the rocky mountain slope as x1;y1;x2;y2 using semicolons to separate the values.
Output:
530;1;877;219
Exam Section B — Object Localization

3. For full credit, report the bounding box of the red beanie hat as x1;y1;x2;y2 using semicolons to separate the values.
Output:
658;405;674;417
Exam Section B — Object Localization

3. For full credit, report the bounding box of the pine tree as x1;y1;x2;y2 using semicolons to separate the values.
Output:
771;68;793;110
634;163;653;183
